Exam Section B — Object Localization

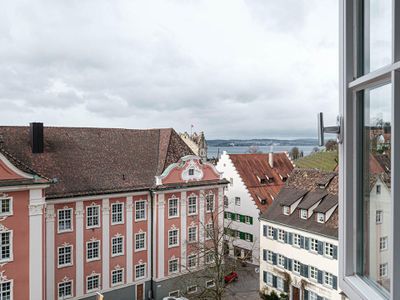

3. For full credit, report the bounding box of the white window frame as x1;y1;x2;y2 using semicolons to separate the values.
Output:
293;260;301;274
309;291;318;300
135;263;146;280
188;195;197;216
187;254;197;269
310;266;318;281
293;234;301;247
206;194;215;212
86;205;100;229
277;254;285;268
168;198;179;218
339;1;400;299
266;272;273;286
187;285;197;294
324;242;334;258
205;251;214;264
86;273;100;293
0;280;13;300
86;240;100;262
277;277;284;291
168;258;179;274
300;209;308;219
283;206;290;215
277;229;285;242
168;229;179;248
235;196;240;206
245;215;251;224
58;280;73;299
135;200;147;221
111;268;124;286
135;232;146;252
111;236;124;257
188;226;197;243
266;250;273;263
380;236;388;251
205;223;213;240
380;263;388;278
0;196;12;216
169;290;180;297
111;202;124;225
57;208;73;233
58;244;73;268
317;213;325;223
310;238;318;253
324;272;333;288
376;210;383;224
0;231;12;263
206;280;215;288
267;226;274;239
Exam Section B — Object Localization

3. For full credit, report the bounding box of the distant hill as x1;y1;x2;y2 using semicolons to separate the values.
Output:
294;151;338;172
207;138;318;147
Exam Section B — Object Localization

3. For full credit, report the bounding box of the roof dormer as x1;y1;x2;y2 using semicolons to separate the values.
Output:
283;206;290;215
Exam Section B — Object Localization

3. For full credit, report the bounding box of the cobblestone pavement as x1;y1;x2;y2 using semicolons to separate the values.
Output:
223;263;261;300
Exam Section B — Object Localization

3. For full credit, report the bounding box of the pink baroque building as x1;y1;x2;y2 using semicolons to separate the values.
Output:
0;123;227;300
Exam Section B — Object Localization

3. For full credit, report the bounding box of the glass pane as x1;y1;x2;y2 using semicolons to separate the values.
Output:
364;0;392;72
362;83;391;293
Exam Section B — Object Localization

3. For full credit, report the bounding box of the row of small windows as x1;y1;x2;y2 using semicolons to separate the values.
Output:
224;196;241;207
224;211;253;225
224;227;254;242
263;271;288;293
58;265;146;298
304;289;329;300
57;201;147;233
168;194;215;218
262;225;338;259
0;197;12;216
58;233;146;267
283;206;327;223
263;250;338;290
168;280;215;298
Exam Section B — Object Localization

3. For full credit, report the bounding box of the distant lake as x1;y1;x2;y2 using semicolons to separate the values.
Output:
207;145;321;159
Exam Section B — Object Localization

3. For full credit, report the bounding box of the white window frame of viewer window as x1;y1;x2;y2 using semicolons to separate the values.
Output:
58;280;73;299
168;258;179;274
235;196;240;206
111;269;124;286
277;229;285;242
188;196;197;215
168;198;179;218
86;205;100;229
58;245;73;268
135;200;146;221
86;273;100;293
135;232;146;251
339;1;400;299
111;202;124;225
168;229;179;247
111;236;124;256
206;194;215;212
0;197;12;216
135;263;146;280
188;226;197;243
0;280;12;300
58;208;73;233
86;240;100;262
0;231;12;262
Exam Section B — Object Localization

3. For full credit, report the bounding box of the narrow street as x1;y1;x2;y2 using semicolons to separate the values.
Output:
223;263;261;300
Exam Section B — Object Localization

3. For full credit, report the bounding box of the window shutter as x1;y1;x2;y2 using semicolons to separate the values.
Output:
288;258;292;271
224;212;227;219
300;236;305;248
284;232;289;243
317;270;323;284
318;241;324;255
333;275;338;290
288;232;293;244
333;245;338;259
284;279;289;292
304;237;310;250
263;249;267;261
250;217;253;225
231;213;236;220
240;232;245;240
302;264;309;278
304;290;309;300
263;225;267;237
273;228;278;240
263;271;267;283
272;253;277;265
250;234;253;242
240;215;245;223
273;276;277;288
284;257;288;269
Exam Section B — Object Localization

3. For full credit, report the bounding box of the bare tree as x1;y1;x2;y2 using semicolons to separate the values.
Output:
173;192;257;300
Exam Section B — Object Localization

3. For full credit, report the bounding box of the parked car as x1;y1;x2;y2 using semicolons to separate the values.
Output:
224;271;239;283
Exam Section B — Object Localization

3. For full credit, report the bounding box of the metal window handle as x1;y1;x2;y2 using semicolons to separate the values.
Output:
317;112;343;146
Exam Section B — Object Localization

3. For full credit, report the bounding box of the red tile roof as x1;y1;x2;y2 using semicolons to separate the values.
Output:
229;153;294;213
0;126;194;199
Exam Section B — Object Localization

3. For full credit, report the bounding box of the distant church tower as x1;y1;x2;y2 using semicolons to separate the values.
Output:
179;131;208;161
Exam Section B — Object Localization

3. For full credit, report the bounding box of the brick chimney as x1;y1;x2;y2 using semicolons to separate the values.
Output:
30;122;44;153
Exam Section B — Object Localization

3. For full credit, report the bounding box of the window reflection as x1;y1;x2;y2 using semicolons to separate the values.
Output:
362;83;391;293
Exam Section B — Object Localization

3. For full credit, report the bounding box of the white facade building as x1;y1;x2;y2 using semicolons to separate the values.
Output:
259;169;343;300
216;151;293;264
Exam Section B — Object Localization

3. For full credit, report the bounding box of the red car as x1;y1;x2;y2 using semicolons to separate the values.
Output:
224;271;238;283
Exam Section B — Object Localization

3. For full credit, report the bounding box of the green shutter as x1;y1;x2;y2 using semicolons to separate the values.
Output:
250;217;253;225
239;232;245;240
231;213;236;220
240;215;245;223
250;234;253;242
224;212;227;219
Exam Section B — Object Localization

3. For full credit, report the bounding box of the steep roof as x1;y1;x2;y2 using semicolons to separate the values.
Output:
261;169;338;239
229;153;294;213
0;126;193;199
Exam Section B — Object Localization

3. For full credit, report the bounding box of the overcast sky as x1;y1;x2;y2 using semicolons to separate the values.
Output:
0;0;338;139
